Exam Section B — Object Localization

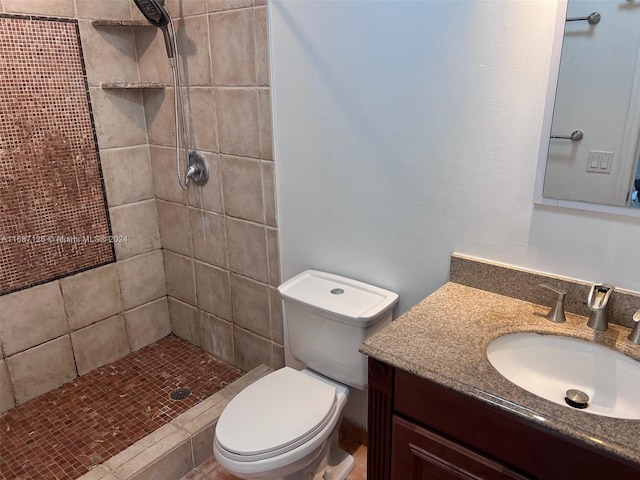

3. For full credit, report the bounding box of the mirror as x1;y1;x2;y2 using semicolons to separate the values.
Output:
537;0;640;215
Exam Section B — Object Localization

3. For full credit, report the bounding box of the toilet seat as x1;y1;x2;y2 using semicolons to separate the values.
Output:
215;367;338;461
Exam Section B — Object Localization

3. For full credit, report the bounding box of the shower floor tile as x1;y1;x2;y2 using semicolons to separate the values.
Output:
0;335;243;480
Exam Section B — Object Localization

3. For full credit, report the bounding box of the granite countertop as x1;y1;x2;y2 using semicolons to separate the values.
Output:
360;282;640;466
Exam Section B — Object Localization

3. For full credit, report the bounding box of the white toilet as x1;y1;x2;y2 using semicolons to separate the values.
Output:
213;270;398;480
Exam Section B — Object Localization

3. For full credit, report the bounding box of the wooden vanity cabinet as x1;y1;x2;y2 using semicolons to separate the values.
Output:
367;358;640;480
392;415;530;479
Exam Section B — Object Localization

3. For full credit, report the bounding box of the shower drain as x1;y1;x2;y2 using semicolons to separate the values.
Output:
169;387;191;401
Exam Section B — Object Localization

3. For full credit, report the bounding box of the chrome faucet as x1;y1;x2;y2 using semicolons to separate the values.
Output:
628;310;640;345
540;284;567;323
586;283;614;331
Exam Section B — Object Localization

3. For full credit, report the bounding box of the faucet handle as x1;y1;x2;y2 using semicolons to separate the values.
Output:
628;310;640;345
539;284;567;323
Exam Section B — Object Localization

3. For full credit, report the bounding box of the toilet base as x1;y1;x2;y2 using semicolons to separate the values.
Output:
312;444;355;480
291;420;355;480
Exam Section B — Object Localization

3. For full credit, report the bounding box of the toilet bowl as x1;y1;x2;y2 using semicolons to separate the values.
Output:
214;368;353;479
213;270;398;480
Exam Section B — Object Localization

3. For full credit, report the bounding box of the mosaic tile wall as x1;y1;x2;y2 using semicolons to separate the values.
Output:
0;15;114;295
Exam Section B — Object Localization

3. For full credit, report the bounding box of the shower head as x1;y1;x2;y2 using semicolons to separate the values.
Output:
133;0;175;60
133;0;170;27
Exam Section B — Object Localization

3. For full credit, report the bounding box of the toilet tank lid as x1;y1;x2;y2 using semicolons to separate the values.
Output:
278;270;398;325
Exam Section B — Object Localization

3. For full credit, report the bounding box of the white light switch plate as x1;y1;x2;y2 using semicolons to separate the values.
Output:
586;151;613;174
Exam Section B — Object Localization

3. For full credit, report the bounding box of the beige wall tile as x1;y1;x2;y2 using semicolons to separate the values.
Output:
220;155;264;223
262;160;277;226
130;0;146;21
166;0;207;17
209;9;255;86
60;264;122;331
190;424;216;467
124;298;171;351
127;439;192;480
233;326;271;371
0;359;15;413
226;218;268;283
71;315;130;376
150;145;189;204
168;297;201;346
101;146;154;207
143;89;177;147
189;209;227;268
0;281;67;356
199;311;234;363
164;251;196;305
272;342;284;368
188;153;223;213
269;287;283;345
215;88;260;158
90;88;148;149
194;262;231;320
258;88;273;160
4;0;74;16
134;27;173;86
118;250;167;309
175;16;212;86
254;7;270;86
76;0;132;19
78;21;139;88
207;0;252;12
253;0;267;6
157;200;193;256
110;199;161;259
266;227;280;287
6;336;77;403
107;426;192;480
230;274;270;338
184;88;218;152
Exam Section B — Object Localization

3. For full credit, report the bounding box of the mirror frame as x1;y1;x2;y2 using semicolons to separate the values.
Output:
533;0;640;218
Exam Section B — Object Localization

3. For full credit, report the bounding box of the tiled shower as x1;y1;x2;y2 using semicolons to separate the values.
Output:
0;0;281;421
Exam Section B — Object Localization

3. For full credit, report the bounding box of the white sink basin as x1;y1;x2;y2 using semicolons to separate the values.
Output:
487;332;640;419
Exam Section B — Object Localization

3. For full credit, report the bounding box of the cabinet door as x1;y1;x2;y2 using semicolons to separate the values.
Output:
392;416;532;480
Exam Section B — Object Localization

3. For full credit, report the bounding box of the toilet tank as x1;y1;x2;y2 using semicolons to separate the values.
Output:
278;270;398;390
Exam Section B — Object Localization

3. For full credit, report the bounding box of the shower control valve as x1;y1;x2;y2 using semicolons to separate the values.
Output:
185;150;209;186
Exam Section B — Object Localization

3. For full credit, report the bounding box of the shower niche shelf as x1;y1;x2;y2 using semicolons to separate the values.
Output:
91;20;153;27
100;82;166;90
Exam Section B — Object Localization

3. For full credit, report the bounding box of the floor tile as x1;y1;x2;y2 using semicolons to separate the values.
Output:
0;335;242;480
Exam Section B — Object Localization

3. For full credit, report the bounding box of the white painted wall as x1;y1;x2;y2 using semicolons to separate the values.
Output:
269;0;640;425
544;0;640;206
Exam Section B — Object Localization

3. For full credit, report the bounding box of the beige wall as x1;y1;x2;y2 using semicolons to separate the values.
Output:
139;0;282;373
0;0;278;411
